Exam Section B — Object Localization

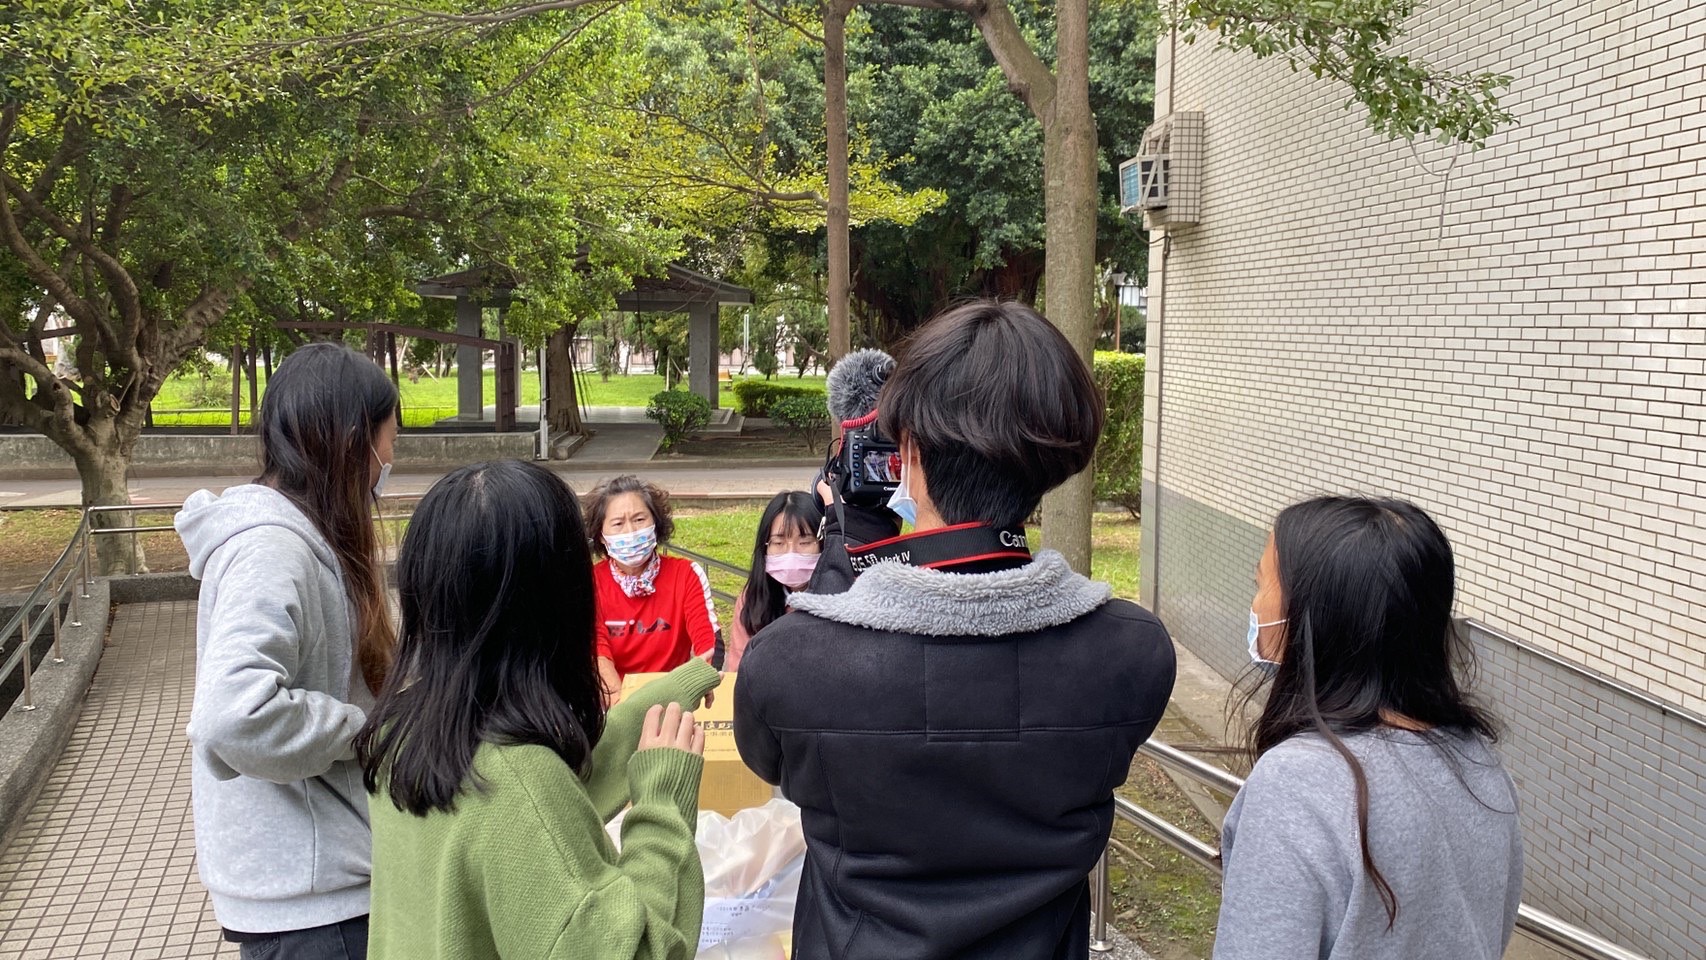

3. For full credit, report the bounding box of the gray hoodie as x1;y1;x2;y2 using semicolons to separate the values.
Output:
1214;728;1523;960
177;484;375;935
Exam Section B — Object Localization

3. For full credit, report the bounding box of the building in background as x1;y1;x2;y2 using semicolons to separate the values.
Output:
1140;3;1704;957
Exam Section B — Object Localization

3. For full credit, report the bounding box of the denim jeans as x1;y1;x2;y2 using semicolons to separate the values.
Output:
235;916;368;960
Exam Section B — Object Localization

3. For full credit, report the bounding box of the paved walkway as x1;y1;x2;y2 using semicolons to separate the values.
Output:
0;601;233;959
0;462;819;510
0;600;1157;959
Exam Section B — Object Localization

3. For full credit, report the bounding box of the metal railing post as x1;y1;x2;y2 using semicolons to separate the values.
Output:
1089;849;1113;953
68;552;83;628
18;608;34;711
50;600;64;664
79;524;91;599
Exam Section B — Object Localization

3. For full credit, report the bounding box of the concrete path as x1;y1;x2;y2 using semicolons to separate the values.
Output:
0;600;1157;959
0;462;821;510
0;601;234;960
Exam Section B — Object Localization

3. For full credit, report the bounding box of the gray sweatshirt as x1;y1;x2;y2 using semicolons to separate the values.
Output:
1214;728;1523;960
177;484;375;934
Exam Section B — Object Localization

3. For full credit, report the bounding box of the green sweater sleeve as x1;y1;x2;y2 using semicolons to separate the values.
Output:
584;658;721;821
550;748;707;960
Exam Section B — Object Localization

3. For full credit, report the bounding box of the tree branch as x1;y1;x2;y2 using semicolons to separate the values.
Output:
864;0;981;10
0;175;104;331
749;0;825;43
0;169;138;366
0;346;82;442
863;0;1052;118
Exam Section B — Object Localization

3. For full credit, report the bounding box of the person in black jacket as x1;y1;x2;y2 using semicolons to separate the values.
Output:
733;299;1177;960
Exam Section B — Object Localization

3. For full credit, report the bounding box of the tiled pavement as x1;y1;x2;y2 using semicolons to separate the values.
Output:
0;600;1156;960
0;601;234;959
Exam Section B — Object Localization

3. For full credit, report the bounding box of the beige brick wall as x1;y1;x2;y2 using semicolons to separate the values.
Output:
1147;0;1706;714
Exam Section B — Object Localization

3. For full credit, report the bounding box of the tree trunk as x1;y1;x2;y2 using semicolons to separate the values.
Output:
77;442;144;576
546;326;585;436
1036;0;1099;575
247;330;260;421
824;0;854;363
263;338;275;382
229;339;243;436
0;368;23;425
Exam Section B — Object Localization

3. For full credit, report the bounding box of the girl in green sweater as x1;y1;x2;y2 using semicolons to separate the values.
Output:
356;459;720;960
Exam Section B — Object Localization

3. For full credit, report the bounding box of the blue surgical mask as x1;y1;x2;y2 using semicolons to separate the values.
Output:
605;525;658;566
886;458;918;527
1247;609;1286;676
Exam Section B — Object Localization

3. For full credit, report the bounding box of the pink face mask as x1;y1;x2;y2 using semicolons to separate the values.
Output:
765;552;819;589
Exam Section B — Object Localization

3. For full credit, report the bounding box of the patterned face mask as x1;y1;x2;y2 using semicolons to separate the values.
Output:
605;525;658;568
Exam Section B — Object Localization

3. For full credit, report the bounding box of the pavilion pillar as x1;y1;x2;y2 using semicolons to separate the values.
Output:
687;300;718;410
456;295;483;421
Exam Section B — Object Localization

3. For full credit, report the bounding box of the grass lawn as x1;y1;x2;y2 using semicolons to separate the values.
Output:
150;367;826;428
0;508;185;592
1109;754;1223;960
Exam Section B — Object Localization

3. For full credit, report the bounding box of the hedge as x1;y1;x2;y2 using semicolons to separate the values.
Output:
770;394;832;452
645;390;712;450
1093;352;1144;519
732;379;825;418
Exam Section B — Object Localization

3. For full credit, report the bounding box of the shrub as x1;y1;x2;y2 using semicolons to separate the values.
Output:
732;379;824;418
770;394;832;453
1093;351;1144;519
646;390;712;450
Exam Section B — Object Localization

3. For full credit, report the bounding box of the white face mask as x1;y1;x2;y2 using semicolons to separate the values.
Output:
886;456;918;527
1247;609;1286;675
371;446;392;501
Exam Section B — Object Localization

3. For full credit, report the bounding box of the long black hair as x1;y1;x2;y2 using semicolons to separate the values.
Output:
355;459;605;815
738;491;824;639
257;342;399;694
1250;496;1499;927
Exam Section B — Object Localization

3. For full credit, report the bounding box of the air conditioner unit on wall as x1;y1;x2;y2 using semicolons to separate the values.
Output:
1121;112;1203;229
1119;155;1169;210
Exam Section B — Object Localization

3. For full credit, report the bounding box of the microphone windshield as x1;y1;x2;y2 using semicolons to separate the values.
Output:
826;349;895;425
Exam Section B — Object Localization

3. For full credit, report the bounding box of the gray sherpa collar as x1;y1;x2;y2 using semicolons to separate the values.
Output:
787;549;1111;636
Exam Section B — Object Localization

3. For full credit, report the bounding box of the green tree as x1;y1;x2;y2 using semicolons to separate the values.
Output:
822;0;1512;573
0;1;935;569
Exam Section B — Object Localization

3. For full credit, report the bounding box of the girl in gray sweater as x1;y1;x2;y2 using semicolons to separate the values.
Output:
1216;496;1523;960
177;344;400;960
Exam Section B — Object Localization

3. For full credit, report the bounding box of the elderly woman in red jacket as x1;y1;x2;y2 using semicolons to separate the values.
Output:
583;475;721;703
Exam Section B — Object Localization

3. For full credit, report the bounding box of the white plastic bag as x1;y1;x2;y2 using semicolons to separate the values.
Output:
606;798;803;958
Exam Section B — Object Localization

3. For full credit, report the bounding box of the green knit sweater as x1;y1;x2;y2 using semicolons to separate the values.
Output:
368;659;722;960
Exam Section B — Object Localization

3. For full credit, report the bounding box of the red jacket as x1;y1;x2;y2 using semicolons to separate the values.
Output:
593;555;720;677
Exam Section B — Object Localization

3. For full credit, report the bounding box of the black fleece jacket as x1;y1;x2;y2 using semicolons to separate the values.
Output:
734;550;1177;960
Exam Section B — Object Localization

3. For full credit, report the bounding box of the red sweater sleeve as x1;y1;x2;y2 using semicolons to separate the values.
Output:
680;560;719;661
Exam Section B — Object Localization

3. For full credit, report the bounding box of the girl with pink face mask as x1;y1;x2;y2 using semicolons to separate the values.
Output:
727;491;824;672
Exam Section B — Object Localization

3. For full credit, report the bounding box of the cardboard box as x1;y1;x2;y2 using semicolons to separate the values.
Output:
619;671;776;817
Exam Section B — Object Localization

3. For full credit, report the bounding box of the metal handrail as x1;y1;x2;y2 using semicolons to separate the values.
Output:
0;511;88;710
8;502;1654;960
668;544;748;580
1;496;424;715
1093;740;1654;960
668;544;746;605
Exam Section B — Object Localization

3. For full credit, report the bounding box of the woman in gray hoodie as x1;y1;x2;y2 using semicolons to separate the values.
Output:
175;343;399;960
1215;497;1523;960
